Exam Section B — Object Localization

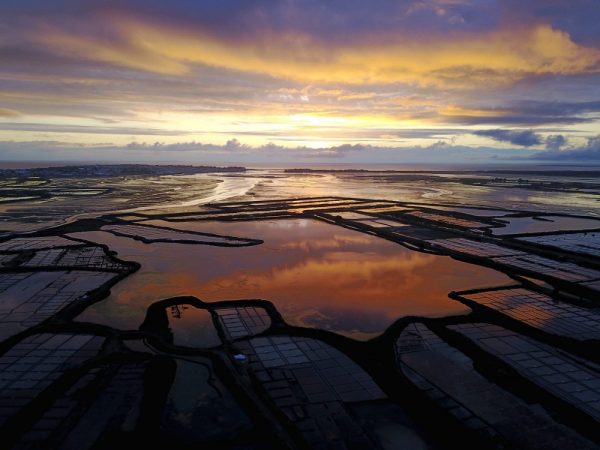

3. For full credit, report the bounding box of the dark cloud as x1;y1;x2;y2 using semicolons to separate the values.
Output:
501;0;600;47
445;100;600;126
520;100;600;117
545;134;567;151
0;123;189;135
474;129;543;147
534;135;600;161
0;139;539;164
0;1;501;40
446;114;590;126
7;0;596;47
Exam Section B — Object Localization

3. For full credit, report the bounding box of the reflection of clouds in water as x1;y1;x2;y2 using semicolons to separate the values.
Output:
255;251;434;296
421;188;453;199
72;220;503;338
276;233;374;252
298;307;392;339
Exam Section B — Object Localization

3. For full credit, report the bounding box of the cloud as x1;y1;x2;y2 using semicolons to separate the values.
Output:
441;100;600;126
545;134;567;151
474;129;573;150
534;135;600;161
29;9;600;87
0;123;190;135
0;139;540;164
0;108;20;118
122;139;368;158
473;129;543;147
0;1;599;152
500;0;600;47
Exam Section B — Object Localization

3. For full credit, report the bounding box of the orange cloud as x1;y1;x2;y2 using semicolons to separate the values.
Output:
0;108;20;118
38;15;600;87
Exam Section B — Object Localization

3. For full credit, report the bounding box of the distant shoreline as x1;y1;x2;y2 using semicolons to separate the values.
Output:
0;164;246;178
284;168;600;178
2;162;600;178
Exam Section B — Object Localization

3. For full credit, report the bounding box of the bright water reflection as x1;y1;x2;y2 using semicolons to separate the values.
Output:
73;219;512;340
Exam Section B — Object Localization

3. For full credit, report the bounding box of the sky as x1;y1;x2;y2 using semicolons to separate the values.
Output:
1;0;600;164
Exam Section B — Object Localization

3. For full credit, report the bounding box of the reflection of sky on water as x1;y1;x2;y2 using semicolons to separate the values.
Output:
161;360;253;443
167;305;221;347
492;216;600;235
424;206;513;217
3;169;599;237
246;171;600;217
72;219;511;340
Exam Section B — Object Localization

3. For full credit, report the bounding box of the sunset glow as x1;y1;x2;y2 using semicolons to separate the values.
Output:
1;1;600;163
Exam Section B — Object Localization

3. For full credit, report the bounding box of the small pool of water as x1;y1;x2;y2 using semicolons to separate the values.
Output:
72;219;511;340
166;304;221;347
161;359;256;444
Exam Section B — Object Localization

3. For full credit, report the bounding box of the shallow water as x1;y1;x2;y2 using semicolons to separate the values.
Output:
161;359;255;443
491;216;600;235
72;219;511;340
4;169;600;237
423;206;513;217
247;171;600;217
166;304;222;347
